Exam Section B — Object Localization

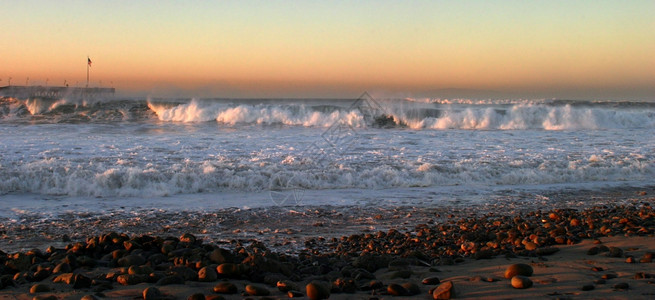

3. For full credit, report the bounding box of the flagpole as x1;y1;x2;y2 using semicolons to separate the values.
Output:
86;56;89;88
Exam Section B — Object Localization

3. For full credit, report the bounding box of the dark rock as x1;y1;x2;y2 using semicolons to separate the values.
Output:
155;275;184;286
198;266;218;282
213;282;238;294
432;281;454;299
389;269;412;279
116;274;148;285
511;275;533;289
179;233;197;244
276;280;297;292
581;284;595;291
29;283;51;293
128;265;153;275
386;283;408;296
587;247;599;255
117;254;145;267
208;248;233;264
170;266;198;281
504;263;533;279
333;277;356;293
187;293;205;300
474;249;494;260
422;276;440;285
80;295;98;300
306;281;330;300
216;263;240;278
607;247;623;258
401;282;420;295
245;284;270;296
52;273;75;285
143;286;163;300
602;273;617;280
52;262;71;274
72;274;92;289
536;247;560;256
360;280;384;291
614;282;629;290
32;269;51;282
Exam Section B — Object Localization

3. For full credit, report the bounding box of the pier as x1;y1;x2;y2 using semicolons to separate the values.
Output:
0;85;115;100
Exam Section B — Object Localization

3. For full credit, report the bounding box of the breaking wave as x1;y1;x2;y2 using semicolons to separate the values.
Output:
1;149;652;198
2;96;654;130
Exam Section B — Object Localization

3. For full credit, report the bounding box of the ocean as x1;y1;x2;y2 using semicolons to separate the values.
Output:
0;93;654;222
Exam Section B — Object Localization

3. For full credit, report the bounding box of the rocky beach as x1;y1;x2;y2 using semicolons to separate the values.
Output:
1;187;654;299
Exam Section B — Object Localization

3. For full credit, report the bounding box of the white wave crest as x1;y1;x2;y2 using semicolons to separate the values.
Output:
148;99;366;127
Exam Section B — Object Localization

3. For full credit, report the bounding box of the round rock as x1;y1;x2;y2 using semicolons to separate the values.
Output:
504;263;533;279
245;284;270;296
512;275;532;289
213;282;238;294
30;283;51;293
511;275;533;289
143;287;163;300
306;281;330;300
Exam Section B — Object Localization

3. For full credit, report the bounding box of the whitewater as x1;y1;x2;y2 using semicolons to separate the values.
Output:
0;94;653;219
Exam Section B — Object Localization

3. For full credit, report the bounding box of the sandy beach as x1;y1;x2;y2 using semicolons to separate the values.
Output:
1;188;653;299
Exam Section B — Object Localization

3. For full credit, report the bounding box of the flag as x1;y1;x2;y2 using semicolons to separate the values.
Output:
88;57;92;67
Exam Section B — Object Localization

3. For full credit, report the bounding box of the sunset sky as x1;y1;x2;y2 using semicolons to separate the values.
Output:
1;1;654;99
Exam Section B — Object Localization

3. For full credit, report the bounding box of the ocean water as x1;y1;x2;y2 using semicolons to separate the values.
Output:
1;94;654;220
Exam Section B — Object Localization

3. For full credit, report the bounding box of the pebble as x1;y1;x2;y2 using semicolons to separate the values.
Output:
29;283;51;293
422;276;441;285
511;275;533;289
198;266;218;282
432;281;454;299
587;246;600;255
143;287;163;300
306;281;330;300
389;269;412;279
614;282;629;290
117;274;148;285
607;247;623;258
504;263;533;279
216;263;240;278
187;293;205;300
386;283;408;296
245;284;270;296
80;295;98;300
213;282;238;294
581;284;595;291
401;282;420;295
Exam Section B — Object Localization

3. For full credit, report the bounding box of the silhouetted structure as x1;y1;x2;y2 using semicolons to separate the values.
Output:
0;85;115;100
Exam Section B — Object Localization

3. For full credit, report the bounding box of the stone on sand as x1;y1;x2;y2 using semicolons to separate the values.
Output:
511;275;533;289
504;263;533;279
432;281;454;299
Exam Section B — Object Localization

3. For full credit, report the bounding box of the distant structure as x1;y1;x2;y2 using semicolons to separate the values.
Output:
0;57;115;100
0;85;115;100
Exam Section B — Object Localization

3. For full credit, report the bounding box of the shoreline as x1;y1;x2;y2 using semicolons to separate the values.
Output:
1;189;654;299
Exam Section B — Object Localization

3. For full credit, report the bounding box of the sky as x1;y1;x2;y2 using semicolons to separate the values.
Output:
1;0;654;100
